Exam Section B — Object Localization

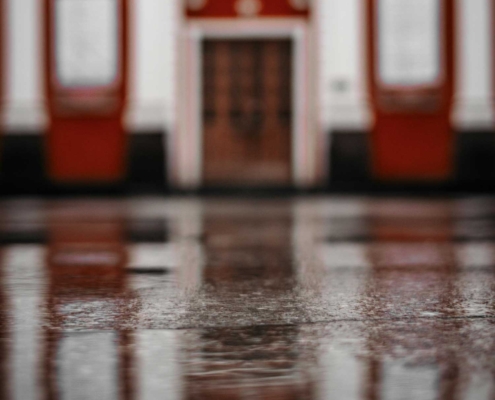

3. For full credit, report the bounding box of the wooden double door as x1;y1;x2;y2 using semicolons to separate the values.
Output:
202;39;293;186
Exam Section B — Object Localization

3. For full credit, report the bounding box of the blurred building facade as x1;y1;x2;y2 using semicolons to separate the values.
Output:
0;0;494;190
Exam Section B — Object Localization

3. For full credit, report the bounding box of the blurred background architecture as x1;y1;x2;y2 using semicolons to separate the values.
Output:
0;0;494;192
1;3;495;397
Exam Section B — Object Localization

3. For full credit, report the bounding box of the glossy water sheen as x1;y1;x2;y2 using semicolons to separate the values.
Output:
0;196;494;399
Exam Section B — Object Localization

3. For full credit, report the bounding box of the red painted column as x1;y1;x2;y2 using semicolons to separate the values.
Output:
366;0;455;181
44;0;129;183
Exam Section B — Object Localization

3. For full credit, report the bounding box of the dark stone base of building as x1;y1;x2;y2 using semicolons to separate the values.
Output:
0;132;167;196
2;130;495;195
330;130;495;193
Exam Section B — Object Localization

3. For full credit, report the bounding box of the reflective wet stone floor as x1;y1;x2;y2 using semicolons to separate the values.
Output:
1;196;495;399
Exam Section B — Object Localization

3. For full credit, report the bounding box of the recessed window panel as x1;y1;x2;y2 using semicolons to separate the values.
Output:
56;0;119;88
378;0;441;87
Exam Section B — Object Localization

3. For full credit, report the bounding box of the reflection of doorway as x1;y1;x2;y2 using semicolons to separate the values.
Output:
202;39;293;186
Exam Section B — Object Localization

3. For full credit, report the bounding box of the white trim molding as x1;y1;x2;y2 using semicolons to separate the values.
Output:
3;102;47;132
125;101;173;133
2;101;175;134
327;96;372;131
453;98;495;130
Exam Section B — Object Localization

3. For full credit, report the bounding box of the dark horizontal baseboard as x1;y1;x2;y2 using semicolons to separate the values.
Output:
2;130;495;195
0;131;168;196
329;129;495;193
0;218;169;245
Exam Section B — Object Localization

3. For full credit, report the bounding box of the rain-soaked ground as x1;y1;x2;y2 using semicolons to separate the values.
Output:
0;196;494;399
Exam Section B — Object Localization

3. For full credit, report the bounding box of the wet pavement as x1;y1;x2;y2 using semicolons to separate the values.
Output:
0;196;495;399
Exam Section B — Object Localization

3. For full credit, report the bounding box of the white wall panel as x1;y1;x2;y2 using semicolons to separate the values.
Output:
5;0;45;130
317;0;370;131
127;0;180;132
455;0;495;129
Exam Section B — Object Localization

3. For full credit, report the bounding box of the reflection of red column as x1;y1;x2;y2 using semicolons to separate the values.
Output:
366;0;455;181
364;358;381;400
44;0;129;183
363;206;460;400
43;219;134;399
119;331;135;400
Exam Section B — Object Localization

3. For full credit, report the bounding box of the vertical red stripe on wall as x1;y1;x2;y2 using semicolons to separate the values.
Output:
366;0;455;181
48;118;126;181
372;115;452;180
44;0;129;183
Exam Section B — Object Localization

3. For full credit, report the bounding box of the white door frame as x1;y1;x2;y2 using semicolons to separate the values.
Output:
175;18;316;188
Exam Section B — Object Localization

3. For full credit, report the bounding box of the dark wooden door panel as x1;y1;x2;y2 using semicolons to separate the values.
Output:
203;39;293;186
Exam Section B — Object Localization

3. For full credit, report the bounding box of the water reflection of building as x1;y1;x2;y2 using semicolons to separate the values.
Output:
34;201;192;400
43;217;135;399
312;199;495;400
184;325;316;400
0;202;181;399
182;202;317;399
0;199;494;399
364;201;462;400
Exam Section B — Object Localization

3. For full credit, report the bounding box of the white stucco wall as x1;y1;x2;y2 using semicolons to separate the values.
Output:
5;0;44;130
127;0;180;132
317;0;370;131
2;0;494;133
454;0;494;129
